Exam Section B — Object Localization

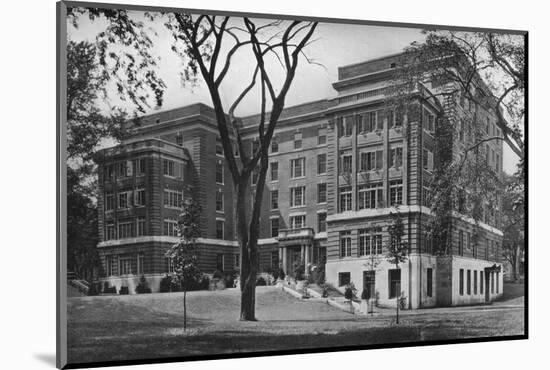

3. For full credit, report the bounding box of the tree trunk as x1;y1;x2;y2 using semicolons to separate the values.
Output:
396;263;400;324
235;180;258;321
183;289;187;331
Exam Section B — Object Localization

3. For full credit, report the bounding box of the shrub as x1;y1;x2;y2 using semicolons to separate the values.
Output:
135;275;152;294
212;270;224;279
277;268;285;281
119;286;129;295
159;275;173;293
321;284;329;298
103;281;110;292
292;258;305;281
102;282;116;294
223;273;235;288
256;276;267;286
87;283;99;296
344;283;357;301
309;264;325;285
361;288;369;300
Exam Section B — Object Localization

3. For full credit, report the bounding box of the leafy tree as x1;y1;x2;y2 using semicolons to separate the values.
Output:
163;14;318;321
385;209;408;324
165;198;202;331
65;7;167;282
501;167;525;281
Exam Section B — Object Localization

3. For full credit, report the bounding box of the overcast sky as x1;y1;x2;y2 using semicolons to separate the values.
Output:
68;11;520;174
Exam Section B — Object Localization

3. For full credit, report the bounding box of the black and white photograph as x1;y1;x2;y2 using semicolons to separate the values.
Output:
56;0;527;368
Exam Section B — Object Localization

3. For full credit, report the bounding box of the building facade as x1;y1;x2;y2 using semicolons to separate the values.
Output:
96;53;504;307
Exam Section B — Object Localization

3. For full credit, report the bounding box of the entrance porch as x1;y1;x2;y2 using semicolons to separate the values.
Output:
277;228;317;278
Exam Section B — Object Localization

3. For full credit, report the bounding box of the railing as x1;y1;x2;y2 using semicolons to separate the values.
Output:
278;227;315;240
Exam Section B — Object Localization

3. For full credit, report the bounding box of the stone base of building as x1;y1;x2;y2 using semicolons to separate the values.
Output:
325;254;503;309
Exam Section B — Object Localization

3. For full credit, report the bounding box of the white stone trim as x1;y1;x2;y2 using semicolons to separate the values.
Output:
327;205;503;236
314;232;327;240
258;238;278;245
98;236;238;248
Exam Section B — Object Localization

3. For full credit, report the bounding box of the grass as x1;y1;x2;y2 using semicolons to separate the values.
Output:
67;285;525;365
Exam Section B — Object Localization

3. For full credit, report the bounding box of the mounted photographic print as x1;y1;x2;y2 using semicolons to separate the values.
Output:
56;1;527;368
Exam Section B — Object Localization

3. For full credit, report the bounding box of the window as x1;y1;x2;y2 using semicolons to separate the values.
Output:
270;190;279;210
163;159;174;177
118;161;133;177
105;164;115;181
270;137;278;153
485;239;490;260
491;272;495;294
459;269;464;295
466;231;471;251
270;217;279;238
317;183;327;204
163;219;179;237
427;268;433;297
135;158;146;176
360;111;377;133
215;190;224;212
389;269;401;299
216;254;224;271
290;186;305;207
317;127;327;145
358;228;383;256
422;181;432;207
107;255;118;276
387;109;395;127
480;271;484;295
338;116;354;137
317;212;327;232
390;147;403;168
363;271;376;300
118;191;130;209
215;220;225;239
137;218;146;237
496;272;500;294
290;215;306;229
290;157;305;178
317;154;327;174
389;180;403;206
495;154;500;172
423;112;435;132
165;257;174;273
164;189;183;208
358;183;383;209
467;270;471;295
474;270;478;295
360;150;383;171
137;253;145;275
422;233;433;254
118;221;133;239
106;224;116;240
267;251;279;270
339;186;352;212
423;149;434;171
339;231;352;258
294;132;302;149
119;255;134;275
215;139;223;156
134;188;146;207
216;160;224;184
235;254;240;269
458;230;464;256
270;162;278;181
339;150;353;174
105;193;115;211
338;272;351;287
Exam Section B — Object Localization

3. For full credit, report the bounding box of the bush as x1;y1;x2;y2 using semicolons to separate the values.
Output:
212;270;224;279
256;276;267;286
223;273;235;288
135;275;152;294
102;282;116;294
159;275;173;293
103;281;110;292
344;283;357;301
309;264;325;285
361;288;369;300
292;258;305;281
277;268;285;281
321;284;329;298
119;286;129;295
87;283;99;296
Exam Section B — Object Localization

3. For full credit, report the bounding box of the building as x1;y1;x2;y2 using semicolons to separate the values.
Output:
95;52;504;307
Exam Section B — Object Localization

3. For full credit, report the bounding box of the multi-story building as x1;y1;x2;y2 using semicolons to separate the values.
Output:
96;52;504;307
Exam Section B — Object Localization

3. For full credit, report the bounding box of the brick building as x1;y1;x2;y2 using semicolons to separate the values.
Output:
96;52;504;307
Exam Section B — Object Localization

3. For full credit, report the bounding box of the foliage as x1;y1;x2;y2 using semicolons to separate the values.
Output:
399;293;407;310
87;283;100;296
361;288;369;300
501;167;525;280
212;270;224;280
321;284;329;298
292;258;305;281
385;210;409;266
135;275;152;294
119;286;129;295
277;268;286;281
344;283;357;301
256;276;267;286
308;264;325;285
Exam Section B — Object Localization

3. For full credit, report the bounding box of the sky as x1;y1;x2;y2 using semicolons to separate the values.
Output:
68;11;520;174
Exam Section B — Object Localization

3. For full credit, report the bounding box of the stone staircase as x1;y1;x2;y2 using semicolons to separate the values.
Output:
67;272;90;296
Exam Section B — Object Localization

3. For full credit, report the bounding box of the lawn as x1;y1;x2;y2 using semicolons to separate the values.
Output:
67;286;525;365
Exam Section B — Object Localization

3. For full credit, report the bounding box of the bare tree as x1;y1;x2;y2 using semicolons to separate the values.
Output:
164;14;318;321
